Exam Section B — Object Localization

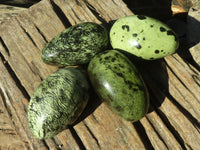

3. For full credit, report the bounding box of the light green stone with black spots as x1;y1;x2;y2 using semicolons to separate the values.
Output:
27;68;90;139
41;22;109;66
110;15;179;60
88;50;149;122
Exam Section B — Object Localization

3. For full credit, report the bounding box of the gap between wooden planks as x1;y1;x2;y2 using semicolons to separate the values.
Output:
0;0;200;149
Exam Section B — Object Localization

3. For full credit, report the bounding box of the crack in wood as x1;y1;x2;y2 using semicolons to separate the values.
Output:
33;23;48;43
0;128;16;135
0;52;30;100
0;37;10;56
144;116;169;149
69;126;86;150
84;0;108;25
16;18;39;49
50;0;72;28
83;121;101;149
133;121;154;150
165;60;199;100
192;74;200;87
0;87;13;119
166;92;200;129
155;109;188;150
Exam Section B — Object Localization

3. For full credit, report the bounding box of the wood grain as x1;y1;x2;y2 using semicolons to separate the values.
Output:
0;4;27;24
0;0;200;149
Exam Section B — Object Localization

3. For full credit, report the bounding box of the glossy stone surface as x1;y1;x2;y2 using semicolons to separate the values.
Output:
88;50;149;122
28;68;90;139
41;22;109;66
110;15;179;60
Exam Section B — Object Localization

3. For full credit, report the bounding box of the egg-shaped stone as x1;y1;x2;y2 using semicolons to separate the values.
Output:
88;50;149;122
41;22;109;66
27;68;90;139
110;15;179;60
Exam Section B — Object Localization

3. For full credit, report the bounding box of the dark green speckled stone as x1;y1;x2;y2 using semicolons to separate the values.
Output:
27;68;90;139
41;22;109;66
88;50;149;122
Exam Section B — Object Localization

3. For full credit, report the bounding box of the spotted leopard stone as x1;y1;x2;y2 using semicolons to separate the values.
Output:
110;15;179;60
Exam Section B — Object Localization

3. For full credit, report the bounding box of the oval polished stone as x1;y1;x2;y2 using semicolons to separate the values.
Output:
28;68;90;139
110;15;179;60
42;22;109;66
88;50;149;122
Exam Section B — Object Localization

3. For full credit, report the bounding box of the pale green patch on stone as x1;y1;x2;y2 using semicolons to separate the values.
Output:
110;15;179;60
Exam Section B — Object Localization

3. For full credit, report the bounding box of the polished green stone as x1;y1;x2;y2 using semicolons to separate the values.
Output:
27;68;90;139
88;50;149;122
41;22;108;66
110;15;179;60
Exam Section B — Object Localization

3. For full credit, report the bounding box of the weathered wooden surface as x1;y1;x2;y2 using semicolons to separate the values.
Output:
0;4;27;24
0;0;39;7
187;2;200;66
0;0;200;149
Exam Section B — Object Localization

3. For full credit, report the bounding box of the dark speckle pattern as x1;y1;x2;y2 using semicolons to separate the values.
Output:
160;27;166;32
122;25;130;32
136;44;142;49
28;68;90;139
133;33;138;37
167;30;178;41
41;22;108;66
155;50;160;54
88;50;149;122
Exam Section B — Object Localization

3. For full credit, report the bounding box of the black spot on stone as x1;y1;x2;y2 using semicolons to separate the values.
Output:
137;15;146;20
132;33;138;37
161;50;164;52
104;56;110;60
140;29;144;33
148;46;150;48
114;106;123;112
160;27;166;32
85;53;92;58
155;50;160;54
150;57;154;60
118;64;124;68
113;32;116;35
167;30;175;36
133;88;139;92
116;72;123;77
150;25;154;28
167;30;178;41
122;36;124;38
122;25;130;32
35;96;40;102
115;53;120;58
136;44;142;49
126;80;134;89
121;40;123;42
143;37;146;40
111;58;116;62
